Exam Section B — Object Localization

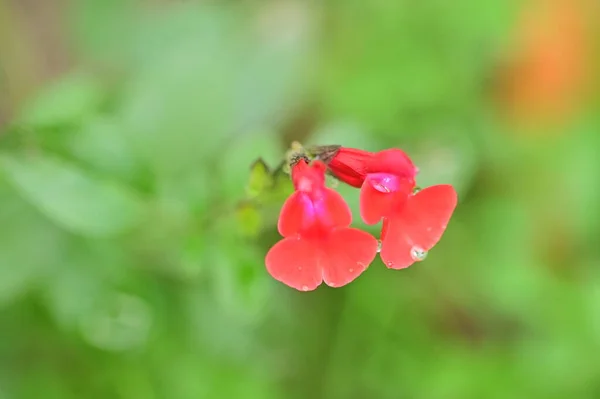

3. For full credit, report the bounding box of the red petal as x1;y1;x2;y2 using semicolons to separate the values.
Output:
321;187;352;228
321;227;378;288
380;184;457;269
278;187;351;236
292;160;327;192
381;218;390;241
265;236;323;291
359;180;396;225
277;191;312;237
369;149;418;179
359;175;413;225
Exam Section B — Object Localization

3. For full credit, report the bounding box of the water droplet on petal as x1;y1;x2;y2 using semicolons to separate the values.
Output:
386;261;394;267
301;285;309;291
370;174;399;193
348;268;354;273
410;246;428;261
376;240;382;253
373;182;392;193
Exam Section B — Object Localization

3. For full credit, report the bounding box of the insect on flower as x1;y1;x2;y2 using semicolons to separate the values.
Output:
316;146;458;270
265;155;379;291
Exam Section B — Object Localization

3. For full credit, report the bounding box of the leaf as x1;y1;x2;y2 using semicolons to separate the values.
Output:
265;161;293;203
67;116;139;181
17;73;105;129
246;158;273;198
0;181;67;306
79;292;152;352
236;202;263;237
243;158;292;207
220;130;283;199
0;152;145;237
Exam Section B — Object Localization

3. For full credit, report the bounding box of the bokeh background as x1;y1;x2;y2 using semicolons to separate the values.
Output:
1;0;599;398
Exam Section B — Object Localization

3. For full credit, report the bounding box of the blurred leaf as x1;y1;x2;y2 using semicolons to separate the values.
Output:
266;162;294;203
154;169;211;222
0;152;145;237
220;129;286;208
245;157;293;203
236;202;263;237
409;130;479;194
17;73;105;129
177;234;206;279
79;292;152;352
186;240;272;357
233;154;293;236
71;0;136;62
0;180;66;305
247;159;273;198
67;116;139;182
42;238;131;329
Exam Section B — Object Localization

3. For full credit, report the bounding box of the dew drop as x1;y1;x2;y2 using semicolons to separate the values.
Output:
373;183;392;193
410;246;428;261
301;285;309;291
348;268;354;273
376;240;382;253
386;261;394;267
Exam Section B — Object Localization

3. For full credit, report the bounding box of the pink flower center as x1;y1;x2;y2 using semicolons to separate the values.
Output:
294;192;336;234
297;176;314;192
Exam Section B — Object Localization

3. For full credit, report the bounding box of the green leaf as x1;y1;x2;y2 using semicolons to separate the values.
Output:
79;292;152;352
67;116;139;181
0;152;145;237
236;202;263;237
265;162;293;203
241;158;292;213
246;158;273;198
0;181;67;306
17;72;105;129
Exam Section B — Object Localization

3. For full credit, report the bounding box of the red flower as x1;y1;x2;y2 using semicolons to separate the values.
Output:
265;158;379;291
325;147;458;269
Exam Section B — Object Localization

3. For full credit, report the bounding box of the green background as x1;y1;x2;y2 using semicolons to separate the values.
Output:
1;1;599;398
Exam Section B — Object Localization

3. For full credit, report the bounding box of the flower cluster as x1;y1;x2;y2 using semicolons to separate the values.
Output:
265;145;457;291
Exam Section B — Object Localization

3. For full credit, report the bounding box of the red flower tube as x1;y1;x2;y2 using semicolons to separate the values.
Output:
265;158;379;291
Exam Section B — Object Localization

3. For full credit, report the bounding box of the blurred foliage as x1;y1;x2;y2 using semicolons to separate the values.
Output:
0;0;599;398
